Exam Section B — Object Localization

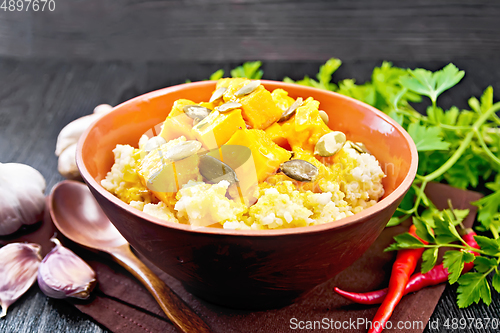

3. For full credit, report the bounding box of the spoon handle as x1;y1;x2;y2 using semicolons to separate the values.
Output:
110;244;212;333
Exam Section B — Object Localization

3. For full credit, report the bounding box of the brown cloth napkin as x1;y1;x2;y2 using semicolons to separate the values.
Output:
0;183;483;333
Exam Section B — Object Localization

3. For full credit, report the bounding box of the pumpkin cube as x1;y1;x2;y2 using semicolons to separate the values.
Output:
271;88;295;111
281;97;331;153
192;109;246;149
264;122;290;149
138;138;201;207
159;99;197;142
216;78;284;130
238;85;283;130
225;128;291;183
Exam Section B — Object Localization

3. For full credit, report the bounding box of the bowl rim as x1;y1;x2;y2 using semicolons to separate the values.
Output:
76;79;418;237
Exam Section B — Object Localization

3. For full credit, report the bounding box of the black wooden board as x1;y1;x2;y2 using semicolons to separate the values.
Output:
0;0;500;62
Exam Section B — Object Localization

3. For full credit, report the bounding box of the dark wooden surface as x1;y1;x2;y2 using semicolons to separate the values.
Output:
0;57;499;332
1;0;500;62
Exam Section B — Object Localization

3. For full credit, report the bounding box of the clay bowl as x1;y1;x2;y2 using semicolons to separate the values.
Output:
76;80;418;309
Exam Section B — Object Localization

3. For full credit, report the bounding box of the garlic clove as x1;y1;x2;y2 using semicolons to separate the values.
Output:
93;104;113;114
55;113;103;156
55;104;114;179
37;238;96;300
55;104;114;157
0;163;46;236
0;243;42;318
57;143;81;180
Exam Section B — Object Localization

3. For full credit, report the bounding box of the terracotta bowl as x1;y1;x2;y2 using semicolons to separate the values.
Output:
77;80;418;309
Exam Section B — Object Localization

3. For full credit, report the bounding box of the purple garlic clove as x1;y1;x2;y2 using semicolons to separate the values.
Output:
0;243;42;318
37;238;97;300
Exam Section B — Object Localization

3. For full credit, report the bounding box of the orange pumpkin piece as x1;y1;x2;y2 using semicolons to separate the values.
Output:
225;128;292;183
217;78;284;130
281;97;331;153
238;85;283;130
137;138;201;208
264;122;290;149
159;99;197;141
271;88;295;111
192;109;246;149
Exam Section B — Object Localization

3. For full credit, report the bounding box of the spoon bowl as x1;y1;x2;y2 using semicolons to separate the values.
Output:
49;180;212;333
50;180;127;249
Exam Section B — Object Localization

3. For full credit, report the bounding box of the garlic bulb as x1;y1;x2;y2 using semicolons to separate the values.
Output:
37;238;96;300
0;243;42;318
55;104;113;179
0;163;46;236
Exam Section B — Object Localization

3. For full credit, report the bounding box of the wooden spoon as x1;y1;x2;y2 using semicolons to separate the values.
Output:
49;180;212;333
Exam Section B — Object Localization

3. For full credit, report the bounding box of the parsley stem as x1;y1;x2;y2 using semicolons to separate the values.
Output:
474;128;500;166
423;102;500;182
415;174;425;181
492;113;500;126
423;244;493;257
390;213;410;225
396;108;424;121
399;182;428;215
491;226;499;240
416;115;471;130
439;124;473;130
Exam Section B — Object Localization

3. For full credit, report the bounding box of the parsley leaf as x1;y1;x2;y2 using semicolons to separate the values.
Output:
474;191;500;229
407;122;450;152
457;272;492;308
316;58;341;90
209;69;225;81
384;232;425;251
387;110;404;126
433;213;462;244
473;236;500;256
492;271;500;293
443;250;475;284
400;64;465;104
337;79;377;106
230;61;263;79
386;216;402;227
469;86;494;115
413;216;436;243
474;256;498;273
283;58;341;91
421;248;438;274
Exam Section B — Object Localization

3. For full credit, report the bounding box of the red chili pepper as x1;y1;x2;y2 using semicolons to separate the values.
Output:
368;225;426;333
334;229;480;306
461;228;479;272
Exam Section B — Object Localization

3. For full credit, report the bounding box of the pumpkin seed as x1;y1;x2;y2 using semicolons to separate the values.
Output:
165;140;202;161
199;154;239;184
319;110;329;125
143;136;167;153
217;102;242;113
347;141;370;154
194;110;219;130
209;87;227;103
314;131;346;157
278;97;303;122
280;159;318;182
234;80;261;97
182;105;212;121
